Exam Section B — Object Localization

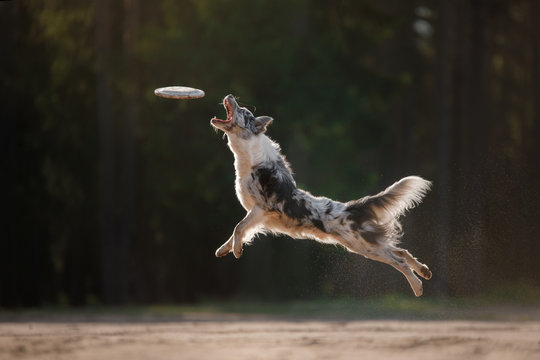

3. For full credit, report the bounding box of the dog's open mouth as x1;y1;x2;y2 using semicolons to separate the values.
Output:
211;98;233;124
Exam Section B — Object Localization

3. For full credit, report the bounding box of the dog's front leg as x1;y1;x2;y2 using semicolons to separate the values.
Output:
215;235;234;257
228;206;265;259
215;206;264;258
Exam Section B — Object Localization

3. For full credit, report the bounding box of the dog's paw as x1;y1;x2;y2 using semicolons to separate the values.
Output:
215;245;230;258
233;246;243;259
414;284;424;297
419;265;432;280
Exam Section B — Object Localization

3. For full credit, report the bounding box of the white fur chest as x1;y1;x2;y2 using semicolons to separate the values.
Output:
233;154;256;210
227;134;280;211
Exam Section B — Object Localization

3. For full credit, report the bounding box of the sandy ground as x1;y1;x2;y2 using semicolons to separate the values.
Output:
1;317;540;360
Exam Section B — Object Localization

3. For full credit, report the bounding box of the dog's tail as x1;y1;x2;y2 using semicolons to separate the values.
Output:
369;176;432;223
346;176;432;243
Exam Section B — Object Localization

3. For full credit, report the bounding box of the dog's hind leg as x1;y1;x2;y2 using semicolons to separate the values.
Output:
371;246;425;296
351;244;425;296
334;235;425;296
390;247;432;280
386;255;424;297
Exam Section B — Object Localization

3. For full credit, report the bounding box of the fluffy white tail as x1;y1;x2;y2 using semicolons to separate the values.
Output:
370;176;432;223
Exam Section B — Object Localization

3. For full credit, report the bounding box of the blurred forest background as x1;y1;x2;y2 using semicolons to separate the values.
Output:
1;0;540;307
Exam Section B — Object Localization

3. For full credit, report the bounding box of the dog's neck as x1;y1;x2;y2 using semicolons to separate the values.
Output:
227;133;280;177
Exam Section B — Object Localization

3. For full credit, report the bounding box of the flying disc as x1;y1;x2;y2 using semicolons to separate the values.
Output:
154;86;205;99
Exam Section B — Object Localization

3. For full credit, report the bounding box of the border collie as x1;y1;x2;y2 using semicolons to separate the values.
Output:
211;95;432;296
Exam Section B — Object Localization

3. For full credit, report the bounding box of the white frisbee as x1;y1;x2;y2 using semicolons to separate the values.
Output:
154;86;205;99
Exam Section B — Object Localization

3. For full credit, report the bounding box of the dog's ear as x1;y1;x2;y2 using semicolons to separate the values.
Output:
253;116;273;134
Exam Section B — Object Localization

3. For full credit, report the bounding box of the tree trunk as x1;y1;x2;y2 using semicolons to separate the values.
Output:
528;0;540;280
95;0;118;304
450;0;488;295
434;0;454;295
0;1;19;307
119;0;140;302
463;0;487;294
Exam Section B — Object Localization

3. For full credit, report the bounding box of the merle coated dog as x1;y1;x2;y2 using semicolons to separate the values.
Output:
211;95;432;296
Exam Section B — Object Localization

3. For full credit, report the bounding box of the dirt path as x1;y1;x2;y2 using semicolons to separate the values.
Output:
1;319;539;360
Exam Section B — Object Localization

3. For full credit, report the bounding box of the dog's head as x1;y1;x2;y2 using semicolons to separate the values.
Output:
211;95;273;137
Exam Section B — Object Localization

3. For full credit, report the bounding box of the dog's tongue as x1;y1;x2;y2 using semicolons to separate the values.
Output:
212;116;230;123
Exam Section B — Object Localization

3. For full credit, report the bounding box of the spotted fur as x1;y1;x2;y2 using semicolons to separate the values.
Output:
211;95;433;296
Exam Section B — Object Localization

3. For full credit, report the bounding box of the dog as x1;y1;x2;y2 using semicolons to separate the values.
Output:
210;95;432;296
